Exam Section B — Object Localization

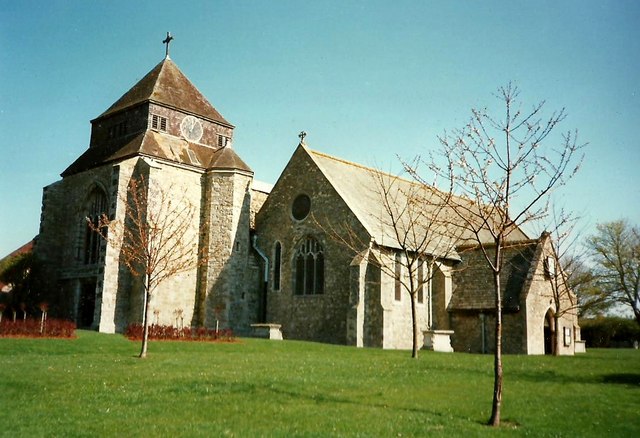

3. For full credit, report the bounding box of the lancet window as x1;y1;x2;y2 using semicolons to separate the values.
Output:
294;237;324;295
83;188;107;265
273;241;282;291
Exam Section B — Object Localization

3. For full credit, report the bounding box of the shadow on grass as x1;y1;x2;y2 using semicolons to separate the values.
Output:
170;377;452;416
601;373;640;386
506;369;640;387
266;384;438;415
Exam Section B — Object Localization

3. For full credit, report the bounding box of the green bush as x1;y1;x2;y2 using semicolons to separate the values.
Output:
580;317;640;348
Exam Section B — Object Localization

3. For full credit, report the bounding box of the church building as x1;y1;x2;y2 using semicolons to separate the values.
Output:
34;51;583;355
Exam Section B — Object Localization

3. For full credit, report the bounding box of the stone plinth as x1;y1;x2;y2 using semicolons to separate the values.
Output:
251;323;283;340
423;329;454;353
574;340;586;354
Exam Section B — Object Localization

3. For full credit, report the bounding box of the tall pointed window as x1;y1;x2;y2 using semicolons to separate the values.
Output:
273;241;282;291
417;258;425;304
394;253;402;301
84;188;107;265
294;237;324;295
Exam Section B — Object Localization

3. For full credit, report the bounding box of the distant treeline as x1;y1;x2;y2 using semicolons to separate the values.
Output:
580;317;640;348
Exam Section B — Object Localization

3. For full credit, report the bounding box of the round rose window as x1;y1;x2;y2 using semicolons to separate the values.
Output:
292;194;311;220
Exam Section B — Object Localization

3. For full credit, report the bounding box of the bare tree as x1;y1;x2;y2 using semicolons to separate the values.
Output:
414;83;584;426
319;166;460;358
587;220;640;325
91;175;205;358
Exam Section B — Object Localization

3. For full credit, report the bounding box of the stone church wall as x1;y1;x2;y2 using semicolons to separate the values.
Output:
255;148;371;345
125;160;204;330
450;311;527;354
198;169;259;335
376;251;431;350
35;162;118;324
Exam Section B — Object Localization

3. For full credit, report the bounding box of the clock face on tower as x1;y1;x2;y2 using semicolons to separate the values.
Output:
180;115;203;142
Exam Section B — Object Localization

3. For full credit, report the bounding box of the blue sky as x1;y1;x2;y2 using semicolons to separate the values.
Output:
1;0;639;256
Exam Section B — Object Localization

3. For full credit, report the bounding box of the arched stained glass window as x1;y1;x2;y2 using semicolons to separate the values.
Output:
84;187;107;265
294;237;324;295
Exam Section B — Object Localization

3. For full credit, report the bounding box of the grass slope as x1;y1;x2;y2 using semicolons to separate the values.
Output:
0;331;638;437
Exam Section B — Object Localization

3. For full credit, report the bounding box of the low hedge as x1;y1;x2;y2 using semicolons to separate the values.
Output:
125;323;235;342
0;318;76;338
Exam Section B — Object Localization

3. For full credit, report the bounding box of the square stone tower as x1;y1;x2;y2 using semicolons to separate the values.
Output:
35;55;260;333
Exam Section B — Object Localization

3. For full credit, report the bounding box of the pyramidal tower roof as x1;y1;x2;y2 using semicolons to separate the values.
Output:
94;57;232;127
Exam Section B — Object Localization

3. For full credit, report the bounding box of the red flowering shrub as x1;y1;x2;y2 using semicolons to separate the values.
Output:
125;323;235;342
0;318;76;338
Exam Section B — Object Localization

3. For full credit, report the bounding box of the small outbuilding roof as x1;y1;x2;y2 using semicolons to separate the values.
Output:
448;238;542;312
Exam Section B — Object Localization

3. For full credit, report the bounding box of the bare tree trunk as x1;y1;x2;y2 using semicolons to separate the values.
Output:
140;290;150;358
139;274;151;358
411;292;419;359
553;312;560;356
489;268;503;426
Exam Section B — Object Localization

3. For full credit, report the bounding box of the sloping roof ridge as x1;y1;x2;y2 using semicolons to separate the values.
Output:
306;146;476;214
303;144;464;259
302;145;378;239
517;234;548;302
94;58;166;120
306;146;426;190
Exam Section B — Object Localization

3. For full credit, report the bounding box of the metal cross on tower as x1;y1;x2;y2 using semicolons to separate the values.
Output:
298;131;307;144
162;32;174;58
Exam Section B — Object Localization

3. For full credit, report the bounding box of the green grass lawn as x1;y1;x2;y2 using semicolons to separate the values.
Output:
0;332;638;437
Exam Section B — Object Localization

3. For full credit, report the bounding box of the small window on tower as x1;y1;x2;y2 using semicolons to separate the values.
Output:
151;114;168;132
218;135;230;148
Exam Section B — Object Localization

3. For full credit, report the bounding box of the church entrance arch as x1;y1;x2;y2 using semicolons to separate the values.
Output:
544;308;555;355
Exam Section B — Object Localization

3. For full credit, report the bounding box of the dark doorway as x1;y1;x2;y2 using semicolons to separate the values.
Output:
78;281;97;329
544;310;554;355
